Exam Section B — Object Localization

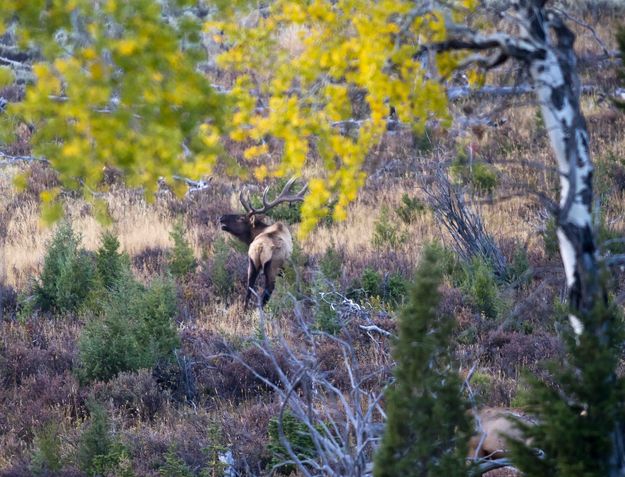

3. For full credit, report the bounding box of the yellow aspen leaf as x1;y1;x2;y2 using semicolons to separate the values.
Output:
105;0;117;13
62;140;82;158
90;62;105;80
254;164;269;181
40;187;61;203
467;69;486;87
82;47;97;60
116;39;138;56
13;172;28;191
244;144;269;160
0;67;13;87
40;202;64;225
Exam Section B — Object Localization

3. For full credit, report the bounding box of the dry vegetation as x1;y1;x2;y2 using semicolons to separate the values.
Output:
1;6;625;477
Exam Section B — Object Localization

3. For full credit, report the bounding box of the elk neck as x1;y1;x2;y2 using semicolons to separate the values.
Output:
250;222;271;241
237;220;270;246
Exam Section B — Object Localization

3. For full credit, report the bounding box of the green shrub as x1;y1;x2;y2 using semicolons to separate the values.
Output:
542;217;559;259
510;300;625;476
201;424;230;477
385;273;409;307
412;128;434;154
469;371;493;406
450;148;498;194
77;401;111;474
360;267;382;297
169;220;197;278
138;278;180;361
265;275;294;316
159;447;194;477
506;245;530;284
319;246;342;281
30;422;63;475
395;193;426;225
78;275;179;383
267;412;317;475
314;299;340;334
461;256;501;319
427;242;463;284
458;324;478;345
91;443;134;477
32;222;95;313
210;237;234;300
95;231;128;289
312;281;341;334
471;163;498;194
350;268;408;308
510;382;533;409
372;205;406;249
86;231;132;313
267;240;309;314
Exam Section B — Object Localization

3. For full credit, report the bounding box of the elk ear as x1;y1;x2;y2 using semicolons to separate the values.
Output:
249;214;257;226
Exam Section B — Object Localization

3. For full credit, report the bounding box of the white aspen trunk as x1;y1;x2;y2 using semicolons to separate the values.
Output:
515;0;600;337
511;1;624;473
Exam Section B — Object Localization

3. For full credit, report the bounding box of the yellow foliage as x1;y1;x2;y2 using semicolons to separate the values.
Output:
213;0;468;234
116;38;138;56
1;0;469;230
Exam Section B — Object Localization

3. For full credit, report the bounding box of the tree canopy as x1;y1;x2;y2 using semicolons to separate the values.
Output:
0;0;477;231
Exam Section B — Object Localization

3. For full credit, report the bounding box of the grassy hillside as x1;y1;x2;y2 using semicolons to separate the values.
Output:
1;6;624;477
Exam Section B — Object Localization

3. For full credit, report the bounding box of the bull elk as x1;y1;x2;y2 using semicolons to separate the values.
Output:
219;177;307;308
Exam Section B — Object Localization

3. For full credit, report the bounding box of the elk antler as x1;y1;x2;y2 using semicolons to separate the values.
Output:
240;177;308;215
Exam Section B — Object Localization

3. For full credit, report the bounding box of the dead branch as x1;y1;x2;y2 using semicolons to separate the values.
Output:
213;300;387;477
420;165;507;277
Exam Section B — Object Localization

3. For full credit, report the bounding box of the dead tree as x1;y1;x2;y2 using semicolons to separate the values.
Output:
431;0;624;473
219;303;388;477
421;166;507;277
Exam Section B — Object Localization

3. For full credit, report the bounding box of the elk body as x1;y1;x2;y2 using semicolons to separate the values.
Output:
219;178;307;308
468;407;536;460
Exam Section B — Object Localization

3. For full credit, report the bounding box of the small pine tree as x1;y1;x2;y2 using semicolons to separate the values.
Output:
510;297;625;476
78;275;179;383
138;277;180;363
33;222;95;313
95;230;127;289
30;422;63;475
267;411;317;475
159;447;194;477
77;401;113;475
209;237;234;300
461;256;501;319
374;245;471;477
169;220;197;278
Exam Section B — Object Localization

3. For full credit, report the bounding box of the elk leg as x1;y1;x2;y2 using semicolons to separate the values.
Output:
261;260;275;307
245;258;260;309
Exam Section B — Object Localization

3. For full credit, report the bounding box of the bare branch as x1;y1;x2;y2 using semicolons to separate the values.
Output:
552;7;611;57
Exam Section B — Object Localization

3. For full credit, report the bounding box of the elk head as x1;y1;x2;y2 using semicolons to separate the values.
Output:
219;177;307;244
